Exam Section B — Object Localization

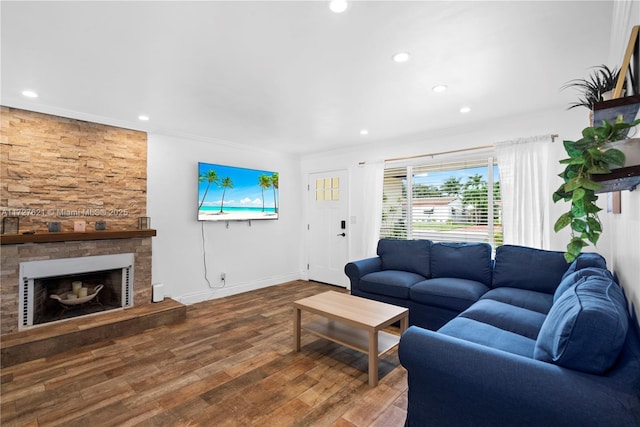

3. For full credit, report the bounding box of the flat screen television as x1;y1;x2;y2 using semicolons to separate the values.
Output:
198;162;279;221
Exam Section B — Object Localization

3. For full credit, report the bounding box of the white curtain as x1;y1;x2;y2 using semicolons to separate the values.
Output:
608;1;638;67
495;135;555;249
358;161;384;256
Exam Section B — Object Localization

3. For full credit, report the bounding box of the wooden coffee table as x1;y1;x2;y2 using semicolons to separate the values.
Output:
293;291;408;387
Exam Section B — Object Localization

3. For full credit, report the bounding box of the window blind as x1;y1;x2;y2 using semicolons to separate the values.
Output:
380;157;502;247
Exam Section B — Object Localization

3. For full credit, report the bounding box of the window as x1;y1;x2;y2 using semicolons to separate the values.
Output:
380;156;502;247
315;177;340;201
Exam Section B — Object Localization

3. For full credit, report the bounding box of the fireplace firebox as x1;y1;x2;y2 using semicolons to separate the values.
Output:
19;254;134;329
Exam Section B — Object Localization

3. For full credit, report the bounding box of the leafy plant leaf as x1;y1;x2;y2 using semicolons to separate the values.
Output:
584;202;602;214
601;148;625;166
567;239;587;261
569;237;588;250
572;188;586;201
552;191;563;203
581;180;602;191
587;217;602;232
571;157;587;165
564;177;583;192
582;127;596;139
571;201;585;217
554;213;572;232
587;148;603;159
563;140;583;157
571;219;587;232
587;165;610;174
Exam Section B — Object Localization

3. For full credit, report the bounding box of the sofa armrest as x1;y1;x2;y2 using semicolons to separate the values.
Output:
344;257;382;292
399;326;639;427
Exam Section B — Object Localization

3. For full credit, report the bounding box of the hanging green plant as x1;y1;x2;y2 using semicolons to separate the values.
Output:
553;116;640;262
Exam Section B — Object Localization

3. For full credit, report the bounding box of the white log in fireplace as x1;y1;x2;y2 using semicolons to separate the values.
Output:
19;253;134;329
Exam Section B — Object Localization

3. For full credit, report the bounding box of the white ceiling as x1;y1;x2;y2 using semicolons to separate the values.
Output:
1;1;615;155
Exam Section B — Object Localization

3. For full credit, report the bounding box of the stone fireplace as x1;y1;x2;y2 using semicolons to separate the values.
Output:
0;108;186;367
1;107;153;336
20;253;134;329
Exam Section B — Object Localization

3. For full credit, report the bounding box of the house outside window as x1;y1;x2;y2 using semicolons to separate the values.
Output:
380;157;502;248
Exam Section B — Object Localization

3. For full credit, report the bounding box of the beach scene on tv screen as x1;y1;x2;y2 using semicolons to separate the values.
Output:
198;162;279;221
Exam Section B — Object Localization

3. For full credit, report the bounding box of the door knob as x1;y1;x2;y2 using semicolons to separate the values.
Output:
337;232;346;237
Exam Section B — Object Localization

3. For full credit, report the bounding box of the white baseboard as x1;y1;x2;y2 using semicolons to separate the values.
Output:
177;271;303;305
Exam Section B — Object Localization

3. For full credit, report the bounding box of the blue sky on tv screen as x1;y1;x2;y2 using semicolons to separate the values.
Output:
198;163;278;209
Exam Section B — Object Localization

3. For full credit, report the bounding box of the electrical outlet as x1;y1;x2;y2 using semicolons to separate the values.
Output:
220;272;226;281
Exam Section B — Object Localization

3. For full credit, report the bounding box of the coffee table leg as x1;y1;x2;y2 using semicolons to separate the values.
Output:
368;329;378;387
400;315;408;333
294;307;301;352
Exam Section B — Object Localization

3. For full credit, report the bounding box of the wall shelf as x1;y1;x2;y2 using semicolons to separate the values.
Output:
592;165;640;193
0;229;156;245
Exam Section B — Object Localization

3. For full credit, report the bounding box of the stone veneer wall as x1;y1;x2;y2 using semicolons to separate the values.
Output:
1;238;152;335
1;107;151;335
0;107;147;232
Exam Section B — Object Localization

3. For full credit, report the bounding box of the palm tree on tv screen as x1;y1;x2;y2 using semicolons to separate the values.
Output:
199;169;219;210
219;176;233;213
258;174;272;212
271;172;279;213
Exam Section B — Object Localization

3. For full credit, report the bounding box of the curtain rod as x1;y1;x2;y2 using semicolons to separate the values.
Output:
385;144;494;163
385;133;559;163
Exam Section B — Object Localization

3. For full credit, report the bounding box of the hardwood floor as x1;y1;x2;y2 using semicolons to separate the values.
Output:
1;281;408;426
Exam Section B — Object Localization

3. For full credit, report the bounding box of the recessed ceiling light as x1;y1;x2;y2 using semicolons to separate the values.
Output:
329;0;348;13
138;115;150;121
360;129;369;135
432;85;448;93
22;90;38;98
392;52;411;63
460;106;471;114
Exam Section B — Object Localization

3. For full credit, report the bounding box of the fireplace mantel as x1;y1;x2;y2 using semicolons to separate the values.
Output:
0;229;156;245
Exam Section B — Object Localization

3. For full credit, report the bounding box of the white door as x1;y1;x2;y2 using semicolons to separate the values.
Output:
308;170;349;287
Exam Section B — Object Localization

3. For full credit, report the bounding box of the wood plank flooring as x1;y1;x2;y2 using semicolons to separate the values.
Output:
1;281;408;426
1;298;187;368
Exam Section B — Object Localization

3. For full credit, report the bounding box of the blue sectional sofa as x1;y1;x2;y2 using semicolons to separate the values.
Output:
345;239;640;426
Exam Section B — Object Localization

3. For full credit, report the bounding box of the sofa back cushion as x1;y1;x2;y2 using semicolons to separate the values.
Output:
377;239;432;278
431;242;492;286
534;276;629;374
492;245;569;294
561;252;607;281
553;267;614;303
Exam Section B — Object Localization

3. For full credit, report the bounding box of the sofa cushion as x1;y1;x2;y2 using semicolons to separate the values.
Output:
554;267;614;303
492;245;569;294
377;239;432;278
534;276;629;374
481;288;554;315
360;270;426;299
430;242;493;286
460;299;547;340
438;317;536;358
561;252;607;281
410;278;489;312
